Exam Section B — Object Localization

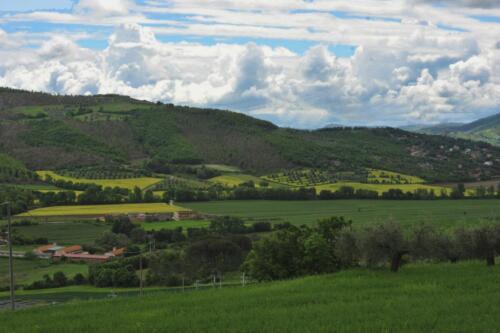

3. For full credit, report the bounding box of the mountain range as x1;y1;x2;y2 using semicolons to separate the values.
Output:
0;88;499;183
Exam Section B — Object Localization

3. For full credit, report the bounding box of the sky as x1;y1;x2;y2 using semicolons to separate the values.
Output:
0;0;499;128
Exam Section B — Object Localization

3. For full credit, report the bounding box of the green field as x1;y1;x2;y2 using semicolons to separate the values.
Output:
183;199;500;228
7;105;50;117
36;171;163;190
17;203;189;218
0;258;87;287
1;262;499;332
12;222;110;244
141;220;210;231
0;183;60;191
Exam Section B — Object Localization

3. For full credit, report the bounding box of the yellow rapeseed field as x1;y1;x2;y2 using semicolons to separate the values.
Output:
37;171;163;190
17;203;189;217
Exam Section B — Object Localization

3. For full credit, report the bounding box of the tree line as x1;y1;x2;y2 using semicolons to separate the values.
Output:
243;218;500;281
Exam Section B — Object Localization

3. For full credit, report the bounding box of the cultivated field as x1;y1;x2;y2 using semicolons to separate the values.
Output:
36;171;163;190
17;203;189;218
183;199;500;228
1;262;499;333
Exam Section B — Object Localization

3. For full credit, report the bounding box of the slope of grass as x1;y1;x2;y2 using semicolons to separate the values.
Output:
37;170;163;190
17;203;189;218
2;262;500;332
183;199;500;228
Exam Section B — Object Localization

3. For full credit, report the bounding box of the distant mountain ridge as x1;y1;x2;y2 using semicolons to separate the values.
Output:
405;113;500;147
1;88;500;183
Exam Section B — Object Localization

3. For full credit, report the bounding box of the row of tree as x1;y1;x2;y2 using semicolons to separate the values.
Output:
243;218;500;281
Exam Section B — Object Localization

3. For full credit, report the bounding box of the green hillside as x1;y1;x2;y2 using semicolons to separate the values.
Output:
1;88;500;182
1;262;499;333
409;113;500;147
0;152;35;183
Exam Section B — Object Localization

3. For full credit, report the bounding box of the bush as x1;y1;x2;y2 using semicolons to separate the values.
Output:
252;222;272;233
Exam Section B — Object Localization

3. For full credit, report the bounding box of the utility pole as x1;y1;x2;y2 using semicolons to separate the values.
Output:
2;202;15;311
139;254;143;297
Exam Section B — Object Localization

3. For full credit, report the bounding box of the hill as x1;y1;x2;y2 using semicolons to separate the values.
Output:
1;88;500;182
407;113;500;147
1;262;499;333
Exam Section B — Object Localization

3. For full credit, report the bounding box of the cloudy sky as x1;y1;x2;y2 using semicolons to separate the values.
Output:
0;0;499;128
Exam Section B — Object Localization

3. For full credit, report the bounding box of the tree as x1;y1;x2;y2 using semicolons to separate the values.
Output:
111;216;137;236
409;224;440;260
73;273;87;285
144;190;155;202
334;228;360;268
96;232;130;251
209;216;248;234
242;228;306;281
450;183;465;199
361;223;408;272
130;227;147;243
112;267;139;287
303;232;335;273
95;269;114;287
470;225;500;266
53;271;68;287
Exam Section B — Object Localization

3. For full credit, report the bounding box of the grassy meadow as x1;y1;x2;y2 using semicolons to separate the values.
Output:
1;261;500;332
183;199;500;228
141;220;210;231
17;203;189;218
36;171;163;190
12;222;110;245
0;258;87;288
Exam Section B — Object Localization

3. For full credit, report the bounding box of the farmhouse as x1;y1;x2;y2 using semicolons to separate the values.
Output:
53;252;112;263
35;243;126;263
173;211;202;221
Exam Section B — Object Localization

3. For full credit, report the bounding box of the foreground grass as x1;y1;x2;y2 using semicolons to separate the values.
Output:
1;262;500;332
183;199;500;228
17;203;189;217
36;171;163;190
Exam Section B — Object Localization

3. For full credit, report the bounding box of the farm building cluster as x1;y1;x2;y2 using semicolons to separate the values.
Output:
34;244;125;263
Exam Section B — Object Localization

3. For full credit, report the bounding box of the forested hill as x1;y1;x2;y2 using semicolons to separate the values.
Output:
1;88;499;182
